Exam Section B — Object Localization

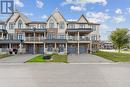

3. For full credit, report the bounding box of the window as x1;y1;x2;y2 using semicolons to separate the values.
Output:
59;44;64;52
30;25;36;29
91;35;97;41
49;19;54;28
18;34;23;40
60;35;65;39
48;44;53;52
9;23;14;29
79;24;85;28
48;33;55;39
18;20;23;29
68;24;75;29
59;21;65;29
40;24;45;29
8;34;13;40
92;25;96;31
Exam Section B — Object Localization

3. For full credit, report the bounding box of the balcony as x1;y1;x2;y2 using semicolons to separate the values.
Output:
67;36;90;41
68;36;78;41
15;28;46;33
25;37;45;42
66;28;93;33
79;36;90;41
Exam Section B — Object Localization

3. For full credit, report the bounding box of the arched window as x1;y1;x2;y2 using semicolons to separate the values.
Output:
18;20;23;29
59;21;65;29
49;19;54;28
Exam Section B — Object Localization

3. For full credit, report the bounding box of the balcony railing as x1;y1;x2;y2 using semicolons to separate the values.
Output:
25;37;45;42
68;36;78;41
24;36;91;42
79;36;90;41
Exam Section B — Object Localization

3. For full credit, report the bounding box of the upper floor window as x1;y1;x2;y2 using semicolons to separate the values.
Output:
40;24;45;29
92;25;96;31
9;22;14;29
17;34;23;40
0;25;5;29
30;25;36;29
18;20;23;29
59;21;65;29
91;34;97;41
49;19;55;28
68;24;75;29
79;24;85;28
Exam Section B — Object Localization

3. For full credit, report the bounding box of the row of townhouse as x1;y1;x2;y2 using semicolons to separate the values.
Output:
0;9;100;54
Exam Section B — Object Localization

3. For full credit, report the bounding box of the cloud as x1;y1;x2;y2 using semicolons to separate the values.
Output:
86;12;111;23
105;9;110;12
113;16;126;23
61;0;107;6
36;0;44;8
67;19;77;21
14;0;24;7
115;8;122;14
100;24;109;30
127;8;130;14
70;5;86;11
23;12;34;16
41;15;48;19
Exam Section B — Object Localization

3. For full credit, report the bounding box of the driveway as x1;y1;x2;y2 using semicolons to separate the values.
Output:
68;54;113;63
0;54;36;63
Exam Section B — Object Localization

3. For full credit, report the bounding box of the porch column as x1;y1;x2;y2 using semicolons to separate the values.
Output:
90;42;92;53
66;42;67;54
77;32;79;41
1;33;3;39
9;43;11;49
66;32;68;40
78;43;79;54
33;29;36;54
33;43;36;54
44;43;46;54
19;43;22;54
44;32;46;39
54;43;57;53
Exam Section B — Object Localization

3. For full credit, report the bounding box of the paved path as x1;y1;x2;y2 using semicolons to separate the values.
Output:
68;54;113;63
0;54;37;63
0;63;129;87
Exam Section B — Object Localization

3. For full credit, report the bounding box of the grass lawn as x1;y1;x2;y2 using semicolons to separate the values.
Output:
0;54;10;59
27;54;68;63
122;49;130;52
93;51;130;62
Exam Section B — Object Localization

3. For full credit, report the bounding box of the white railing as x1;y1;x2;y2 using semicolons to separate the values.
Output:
25;36;91;42
68;36;78;41
25;37;45;42
79;36;90;41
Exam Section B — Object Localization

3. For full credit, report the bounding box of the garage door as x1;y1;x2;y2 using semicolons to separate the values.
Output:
79;46;87;54
67;47;77;54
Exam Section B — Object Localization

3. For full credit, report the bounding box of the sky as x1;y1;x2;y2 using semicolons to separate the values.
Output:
0;0;130;40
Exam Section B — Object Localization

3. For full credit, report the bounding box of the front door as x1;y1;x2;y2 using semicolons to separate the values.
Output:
26;44;33;54
37;45;44;54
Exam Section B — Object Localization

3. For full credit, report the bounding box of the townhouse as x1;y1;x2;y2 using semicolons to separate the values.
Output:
0;9;100;54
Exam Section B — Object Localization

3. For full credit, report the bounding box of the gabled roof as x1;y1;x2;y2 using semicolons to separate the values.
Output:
77;14;89;23
46;15;58;23
6;10;31;24
47;8;66;22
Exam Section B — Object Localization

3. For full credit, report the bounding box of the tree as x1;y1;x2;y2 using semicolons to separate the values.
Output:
110;28;130;53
